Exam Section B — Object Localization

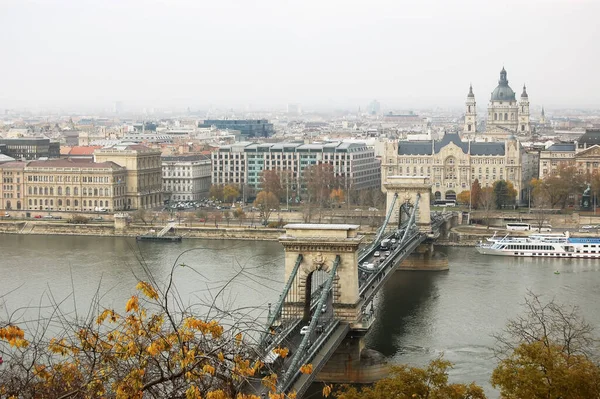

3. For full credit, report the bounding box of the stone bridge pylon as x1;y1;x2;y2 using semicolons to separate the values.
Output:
383;176;432;234
278;224;364;324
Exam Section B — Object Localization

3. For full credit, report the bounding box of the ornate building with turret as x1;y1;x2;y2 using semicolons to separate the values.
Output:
463;67;531;138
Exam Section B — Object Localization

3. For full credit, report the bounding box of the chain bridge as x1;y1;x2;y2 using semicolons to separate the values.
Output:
244;177;457;398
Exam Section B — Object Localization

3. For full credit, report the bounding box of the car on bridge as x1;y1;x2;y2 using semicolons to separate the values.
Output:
300;326;309;335
373;251;380;257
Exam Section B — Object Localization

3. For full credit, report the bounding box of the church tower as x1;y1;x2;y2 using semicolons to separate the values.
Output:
540;106;546;124
463;84;477;134
518;84;530;134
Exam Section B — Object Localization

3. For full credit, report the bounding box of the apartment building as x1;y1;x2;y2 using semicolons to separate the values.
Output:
162;154;211;202
212;141;381;195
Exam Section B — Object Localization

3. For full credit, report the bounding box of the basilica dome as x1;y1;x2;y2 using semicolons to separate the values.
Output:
490;67;516;102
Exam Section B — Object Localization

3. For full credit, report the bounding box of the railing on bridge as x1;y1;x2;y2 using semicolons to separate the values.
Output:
259;254;303;348
278;255;341;391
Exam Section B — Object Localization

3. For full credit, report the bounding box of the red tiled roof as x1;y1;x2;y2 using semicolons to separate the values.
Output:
69;146;102;156
60;146;72;155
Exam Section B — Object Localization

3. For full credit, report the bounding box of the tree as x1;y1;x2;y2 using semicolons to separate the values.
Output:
493;180;516;209
132;208;149;225
209;185;224;201
254;191;279;226
491;291;600;399
478;187;495;229
303;163;337;222
223;184;240;204
223;210;232;226
330;188;345;207
260;170;284;202
334;357;486;399
233;207;246;226
471;179;482;210
457;190;471;206
196;209;208;225
0;275;287;398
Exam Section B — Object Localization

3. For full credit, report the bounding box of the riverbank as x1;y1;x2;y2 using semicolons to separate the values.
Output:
0;220;378;242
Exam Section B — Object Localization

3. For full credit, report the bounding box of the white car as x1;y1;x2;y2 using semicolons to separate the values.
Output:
321;304;327;313
374;251;380;257
300;326;309;335
385;251;391;256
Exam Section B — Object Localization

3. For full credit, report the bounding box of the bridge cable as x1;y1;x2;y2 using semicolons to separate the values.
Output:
259;254;303;348
279;255;341;391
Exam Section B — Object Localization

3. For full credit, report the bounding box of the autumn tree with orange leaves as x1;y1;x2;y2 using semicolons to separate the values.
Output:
0;263;300;399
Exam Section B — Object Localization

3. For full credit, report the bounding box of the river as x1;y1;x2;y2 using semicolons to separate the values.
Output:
1;234;600;397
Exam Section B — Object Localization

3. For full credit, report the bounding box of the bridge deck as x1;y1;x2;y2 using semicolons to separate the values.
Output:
286;322;350;398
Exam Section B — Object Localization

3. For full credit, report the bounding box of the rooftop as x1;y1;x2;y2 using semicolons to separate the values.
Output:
26;158;125;170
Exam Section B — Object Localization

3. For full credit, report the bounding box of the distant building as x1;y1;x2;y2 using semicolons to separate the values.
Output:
94;144;162;209
368;100;381;115
0;159;127;212
212;141;381;197
287;103;302;117
484;67;530;135
0;138;60;160
162;155;211;202
538;129;600;179
383;132;530;203
198;120;274;138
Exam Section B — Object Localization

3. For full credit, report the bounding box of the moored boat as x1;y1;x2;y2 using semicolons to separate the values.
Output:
136;234;182;242
476;232;600;258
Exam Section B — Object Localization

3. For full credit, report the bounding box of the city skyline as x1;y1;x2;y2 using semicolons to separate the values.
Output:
1;0;599;111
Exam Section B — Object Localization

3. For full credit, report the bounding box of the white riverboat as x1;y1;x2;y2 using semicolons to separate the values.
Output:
476;232;600;258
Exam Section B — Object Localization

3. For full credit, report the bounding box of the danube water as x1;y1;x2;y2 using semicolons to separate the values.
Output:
1;234;600;397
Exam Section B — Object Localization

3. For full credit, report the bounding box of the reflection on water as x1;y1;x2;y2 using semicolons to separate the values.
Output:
2;236;600;398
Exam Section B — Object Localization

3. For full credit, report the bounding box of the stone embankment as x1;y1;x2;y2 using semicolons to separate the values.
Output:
0;220;378;242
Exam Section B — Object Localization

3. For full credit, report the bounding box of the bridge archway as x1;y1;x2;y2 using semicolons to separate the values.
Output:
279;225;363;324
302;269;329;321
383;176;432;233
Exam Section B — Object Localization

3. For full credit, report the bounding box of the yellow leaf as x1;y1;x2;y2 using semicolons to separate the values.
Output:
322;384;332;398
203;364;215;375
125;296;139;313
299;364;313;374
136;281;159;300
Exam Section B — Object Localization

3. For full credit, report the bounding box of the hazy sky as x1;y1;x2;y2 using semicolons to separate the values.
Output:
1;0;599;111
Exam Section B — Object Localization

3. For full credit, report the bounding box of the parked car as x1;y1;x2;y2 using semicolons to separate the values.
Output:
34;215;43;219
92;216;104;221
53;216;62;220
43;215;54;219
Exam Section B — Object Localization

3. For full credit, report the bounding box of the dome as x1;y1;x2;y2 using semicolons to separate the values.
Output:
490;67;516;102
